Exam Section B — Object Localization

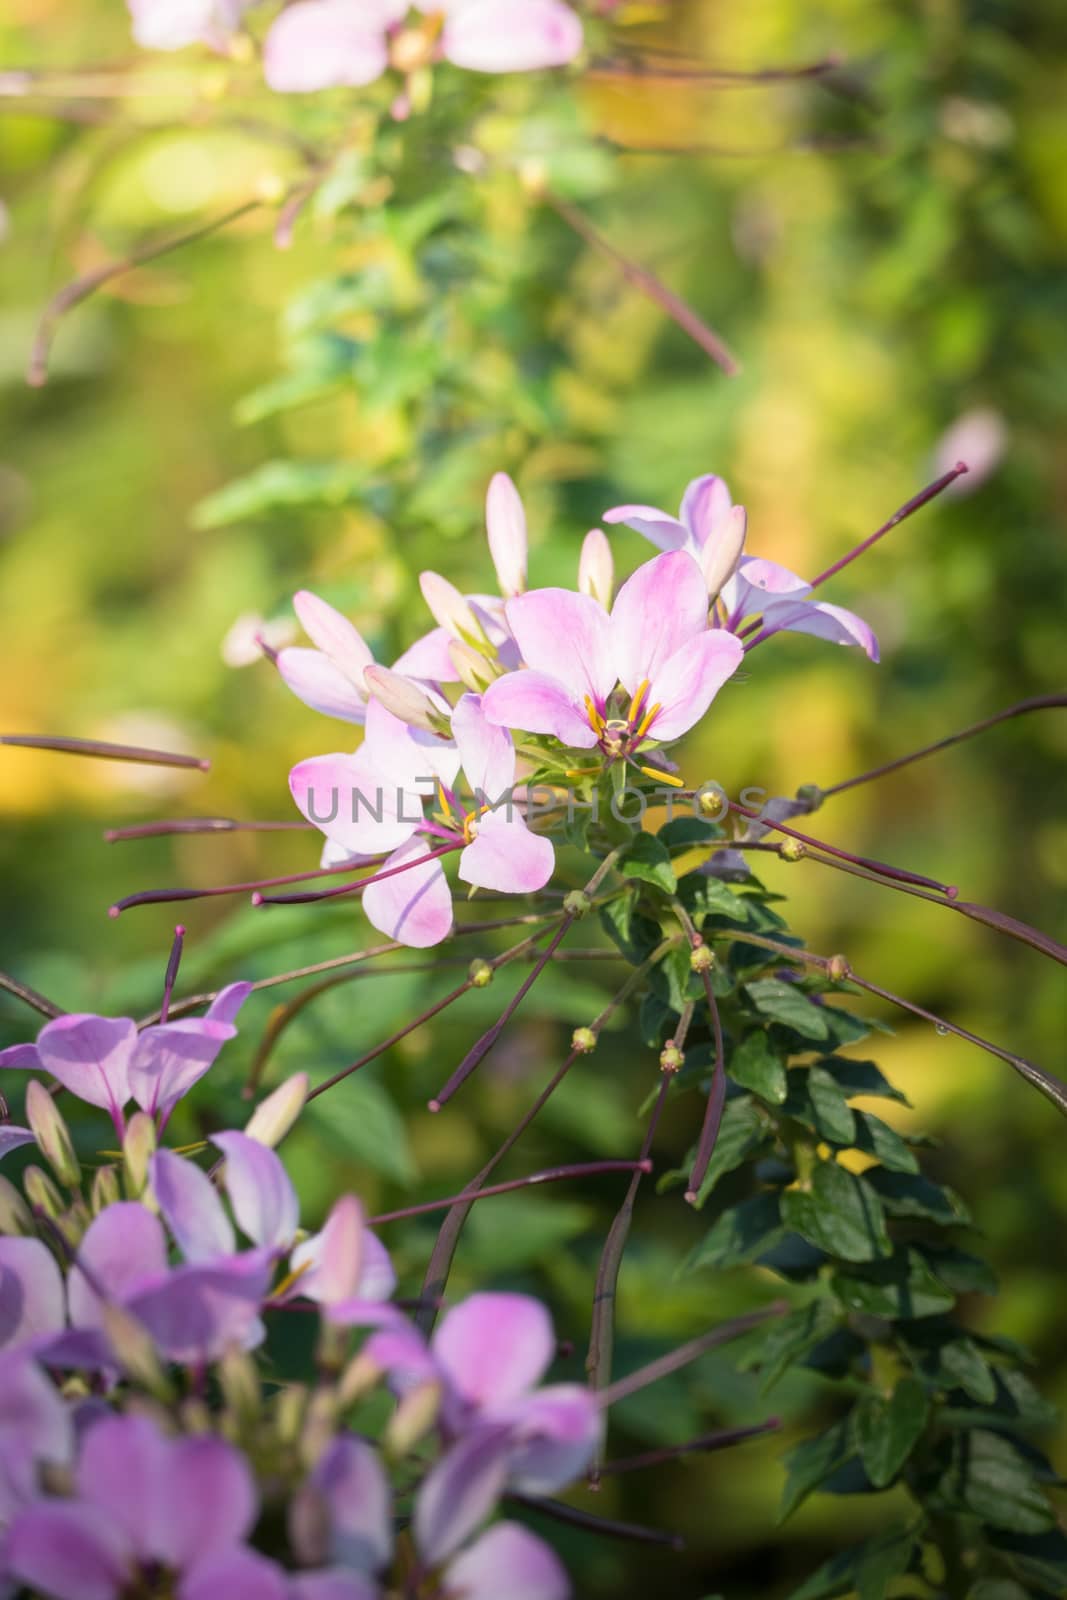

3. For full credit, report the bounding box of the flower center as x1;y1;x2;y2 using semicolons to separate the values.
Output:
584;680;662;758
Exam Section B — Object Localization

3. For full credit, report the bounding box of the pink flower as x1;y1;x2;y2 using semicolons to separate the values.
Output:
126;0;254;52
289;692;554;947
263;0;582;94
481;549;744;757
0;986;251;1138
606;474;878;659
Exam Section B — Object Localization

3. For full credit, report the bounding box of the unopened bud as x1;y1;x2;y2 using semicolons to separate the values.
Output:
827;953;851;983
689;943;715;974
701;504;747;599
336;1349;381;1409
0;1173;33;1235
779;837;805;862
100;1304;174;1401
563;890;592;918
385;1380;442;1457
300;1388;339;1468
122;1112;157;1198
180;1398;213;1435
23;1164;64;1222
571;1026;597;1055
468;959;494;989
218;1346;261;1422
419;572;488;648
795;783;824;811
244;1072;308;1148
363;665;446;734
274;1383;308;1445
659;1042;685;1074
578;528;614;609
90;1165;121;1215
698;788;726;818
450;639;497;693
25;1080;80;1189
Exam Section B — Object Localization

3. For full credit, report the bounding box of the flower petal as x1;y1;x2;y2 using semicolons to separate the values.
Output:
128;1017;237;1123
125;1254;271;1364
150;1149;235;1263
289;751;423;857
4;1500;130;1600
481;668;596;748
504;588;615;706
413;1425;512;1566
679;473;732;548
486;472;528;596
451;693;516;801
76;1413;171;1563
209;1131;299;1251
700;504;747;598
0;1125;35;1162
263;1;389;91
442;0;582;72
578;528;614;608
610;550;708;694
290;1571;380;1600
0;1238;66;1352
459;814;554;895
68;1203;168;1330
305;1435;393;1573
601;502;690;552
34;1015;136;1120
392;626;462;681
644;629;744;743
290;1194;366;1306
496;1383;602;1493
363;697;461;789
445;1522;568;1600
159;1434;258;1569
277;648;369;724
206;982;253;1028
433;1292;554;1409
764;598;879;660
180;1549;289;1600
0;1042;40;1072
721;555;811;623
294;591;375;684
362;839;454;949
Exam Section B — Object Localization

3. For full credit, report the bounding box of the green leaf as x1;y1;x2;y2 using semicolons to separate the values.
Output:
817;1058;910;1105
781;1161;892;1263
854;1377;929;1487
301;1073;414;1184
620;832;676;893
688;876;754;924
833;1248;957;1320
807;1065;858;1143
852;1112;920;1174
780;1418;855;1520
599;891;661;964
659;817;723;850
930;1430;1056;1534
464;1194;593;1270
917;1243;997;1296
745;979;830;1041
865;1169;971;1227
687;1098;767;1208
785;1532;916;1600
192;460;369;527
966;1582;1031;1600
989;1527;1067;1595
639;992;672;1047
683;1191;784;1271
754;1299;841;1393
940;1339;999;1404
729;1031;788;1104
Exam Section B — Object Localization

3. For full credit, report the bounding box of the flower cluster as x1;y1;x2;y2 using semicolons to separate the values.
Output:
279;471;877;946
127;0;584;92
0;997;599;1598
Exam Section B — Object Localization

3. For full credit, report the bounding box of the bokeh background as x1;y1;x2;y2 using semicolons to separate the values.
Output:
1;0;1065;1594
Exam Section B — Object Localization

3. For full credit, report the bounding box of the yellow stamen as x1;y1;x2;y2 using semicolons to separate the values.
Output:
565;767;601;778
584;695;605;734
639;765;685;788
270;1258;313;1301
626;678;651;725
635;701;662;740
436;783;454;824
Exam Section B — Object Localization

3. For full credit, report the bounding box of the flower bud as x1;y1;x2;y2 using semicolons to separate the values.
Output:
219;1346;262;1423
449;640;498;693
90;1165;121;1215
571;1026;598;1055
100;1304;174;1402
778;838;806;863
385;1380;442;1457
578;528;614;609
123;1112;157;1199
244;1073;308;1148
486;472;528;598
468;959;494;989
701;504;747;599
23;1164;64;1222
659;1042;685;1074
0;1173;33;1235
689;943;715;974
274;1383;308;1446
563;890;592;918
25;1080;80;1189
300;1388;339;1469
419;572;488;648
336;1350;381;1409
363;665;445;734
827;953;851;983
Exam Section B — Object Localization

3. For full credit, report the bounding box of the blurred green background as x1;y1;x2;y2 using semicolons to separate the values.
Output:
1;0;1065;1594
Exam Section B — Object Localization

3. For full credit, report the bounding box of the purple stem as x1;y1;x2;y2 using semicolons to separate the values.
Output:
159;926;185;1025
108;853;378;916
253;841;462;906
597;1304;787;1408
727;800;957;897
506;1494;684;1552
366;1160;652;1225
105;817;312;841
809;462;969;591
1;733;209;771
597;1419;781;1476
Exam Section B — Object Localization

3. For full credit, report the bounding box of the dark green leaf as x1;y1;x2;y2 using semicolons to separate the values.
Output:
620;833;676;893
659;817;723;849
833;1248;957;1320
817;1058;910;1105
689;876;754;924
865;1169;971;1227
745;979;830;1041
807;1065;858;1143
753;1299;841;1393
639;992;672;1048
683;1191;784;1271
989;1527;1067;1595
853;1377;929;1487
966;1582;1031;1600
729;1030;788;1104
781;1161;892;1263
930;1430;1056;1534
852;1112;920;1174
940;1339;999;1405
302;1074;414;1184
779;1418;855;1521
687;1098;767;1208
599;892;661;964
918;1243;997;1296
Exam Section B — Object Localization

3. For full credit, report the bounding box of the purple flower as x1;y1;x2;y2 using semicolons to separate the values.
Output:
126;0;253;52
289;692;554;947
263;0;582;94
481;549;744;757
0;1354;73;1534
605;474;878;659
0;984;251;1137
4;1411;258;1600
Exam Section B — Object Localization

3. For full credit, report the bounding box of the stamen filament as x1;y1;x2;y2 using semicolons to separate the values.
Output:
584;695;606;734
626;679;651;725
635;701;662;740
